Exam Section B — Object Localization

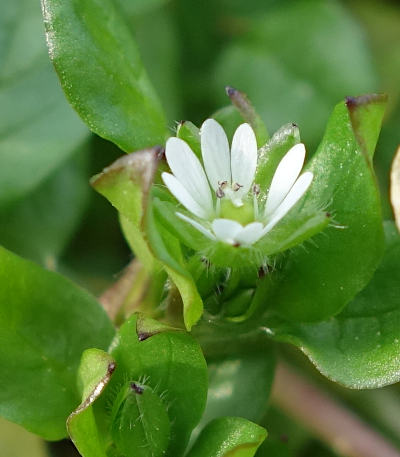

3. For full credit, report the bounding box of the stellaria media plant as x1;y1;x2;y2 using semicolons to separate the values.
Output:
0;0;399;456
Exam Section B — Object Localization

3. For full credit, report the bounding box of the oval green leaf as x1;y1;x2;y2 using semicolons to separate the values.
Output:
0;248;115;440
41;0;167;151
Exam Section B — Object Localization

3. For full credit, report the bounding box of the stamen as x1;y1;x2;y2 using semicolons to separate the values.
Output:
232;182;243;192
253;184;260;219
218;180;228;189
216;187;225;199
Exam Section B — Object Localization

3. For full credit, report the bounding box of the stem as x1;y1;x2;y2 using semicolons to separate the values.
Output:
271;362;400;457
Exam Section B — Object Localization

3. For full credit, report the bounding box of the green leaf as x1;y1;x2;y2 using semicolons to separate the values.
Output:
269;222;400;388
41;0;167;152
0;247;115;439
0;149;90;265
0;1;88;209
110;383;170;457
108;314;208;456
93;150;203;329
212;0;378;148
67;349;116;457
187;417;267;457
264;95;385;322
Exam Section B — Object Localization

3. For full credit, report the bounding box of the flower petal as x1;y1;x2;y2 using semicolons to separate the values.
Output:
201;119;231;191
262;171;313;236
234;222;264;245
166;137;213;215
211;218;243;244
231;123;257;197
264;143;306;218
162;172;209;219
176;212;215;240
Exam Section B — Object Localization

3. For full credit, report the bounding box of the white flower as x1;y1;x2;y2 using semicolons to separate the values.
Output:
161;119;313;246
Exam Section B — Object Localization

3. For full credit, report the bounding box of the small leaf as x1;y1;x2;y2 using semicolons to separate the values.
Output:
41;0;167;151
255;122;301;189
346;94;388;159
264;95;386;322
108;314;208;456
0;248;115;440
390;146;400;232
269;222;400;388
187;417;267;457
91;148;161;271
67;349;116;457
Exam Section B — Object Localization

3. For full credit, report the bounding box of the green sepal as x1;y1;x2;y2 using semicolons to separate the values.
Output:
67;349;116;457
93;151;203;330
177;121;201;159
226;86;269;147
255;122;301;189
212;105;244;141
187;417;267;457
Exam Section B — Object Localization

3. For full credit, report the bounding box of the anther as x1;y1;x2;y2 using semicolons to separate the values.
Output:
218;180;228;189
232;182;243;192
216;187;225;198
252;183;260;195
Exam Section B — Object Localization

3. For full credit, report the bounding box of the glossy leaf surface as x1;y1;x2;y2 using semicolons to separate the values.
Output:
68;349;116;457
108;314;208;456
41;0;167;151
0;248;115;439
264;95;385;321
270;223;400;388
188;417;266;457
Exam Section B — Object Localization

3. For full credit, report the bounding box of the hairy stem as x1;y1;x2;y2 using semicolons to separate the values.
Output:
271;362;400;457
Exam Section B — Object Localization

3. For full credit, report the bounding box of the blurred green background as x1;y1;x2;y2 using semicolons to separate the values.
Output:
1;0;399;455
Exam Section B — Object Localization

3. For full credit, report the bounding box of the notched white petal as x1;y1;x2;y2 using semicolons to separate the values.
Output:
264;142;306;217
234;222;264;245
176;212;215;240
231;123;258;197
201;119;231;191
162;172;209;219
262;171;313;235
165;137;213;214
211;218;243;244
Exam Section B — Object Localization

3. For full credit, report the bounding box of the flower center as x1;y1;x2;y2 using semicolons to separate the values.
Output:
219;199;254;225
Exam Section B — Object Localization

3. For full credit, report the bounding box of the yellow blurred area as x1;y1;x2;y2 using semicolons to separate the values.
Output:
0;417;47;457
